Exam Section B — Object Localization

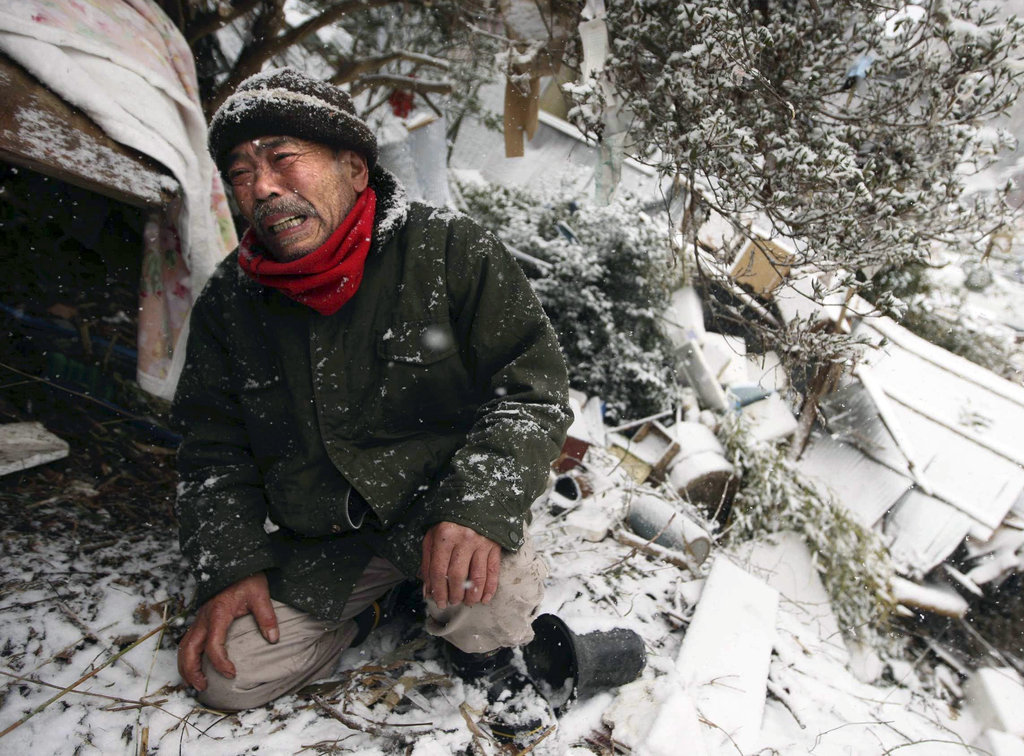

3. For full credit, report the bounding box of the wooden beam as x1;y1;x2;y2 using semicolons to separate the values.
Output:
0;54;177;209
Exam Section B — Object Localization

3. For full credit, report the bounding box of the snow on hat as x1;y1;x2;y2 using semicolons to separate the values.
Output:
208;67;378;171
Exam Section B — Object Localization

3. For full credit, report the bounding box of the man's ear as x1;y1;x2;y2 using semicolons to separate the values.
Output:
345;151;369;192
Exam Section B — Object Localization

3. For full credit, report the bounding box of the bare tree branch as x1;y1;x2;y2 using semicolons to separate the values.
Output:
350;74;454;96
184;0;263;44
205;0;398;114
330;50;450;85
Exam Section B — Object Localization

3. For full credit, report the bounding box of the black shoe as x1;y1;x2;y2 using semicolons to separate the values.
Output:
350;579;424;647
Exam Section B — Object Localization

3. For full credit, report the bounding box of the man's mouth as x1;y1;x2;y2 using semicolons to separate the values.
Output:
269;215;306;233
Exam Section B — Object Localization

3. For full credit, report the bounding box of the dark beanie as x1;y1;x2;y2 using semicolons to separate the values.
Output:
208;67;378;171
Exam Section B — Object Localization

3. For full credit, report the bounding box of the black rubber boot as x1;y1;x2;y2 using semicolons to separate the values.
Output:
446;646;550;747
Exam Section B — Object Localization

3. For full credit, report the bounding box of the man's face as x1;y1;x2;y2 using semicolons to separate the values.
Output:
225;136;369;262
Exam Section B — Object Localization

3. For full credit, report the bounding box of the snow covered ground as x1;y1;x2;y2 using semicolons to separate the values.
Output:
0;446;988;755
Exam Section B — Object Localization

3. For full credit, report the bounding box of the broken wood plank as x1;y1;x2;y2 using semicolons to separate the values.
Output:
0;422;69;477
891;577;968;619
0;54;177;209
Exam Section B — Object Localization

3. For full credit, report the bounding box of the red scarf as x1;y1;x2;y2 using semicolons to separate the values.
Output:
237;188;377;315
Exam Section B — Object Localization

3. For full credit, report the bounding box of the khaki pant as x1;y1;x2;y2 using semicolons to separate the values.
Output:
197;536;547;710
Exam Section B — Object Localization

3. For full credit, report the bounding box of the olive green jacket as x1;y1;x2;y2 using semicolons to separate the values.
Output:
173;168;571;620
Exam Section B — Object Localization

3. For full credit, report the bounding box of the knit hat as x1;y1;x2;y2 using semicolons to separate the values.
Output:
208;67;378;171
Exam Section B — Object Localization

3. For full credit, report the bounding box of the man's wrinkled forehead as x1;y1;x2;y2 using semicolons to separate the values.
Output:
227;135;331;166
227;135;307;164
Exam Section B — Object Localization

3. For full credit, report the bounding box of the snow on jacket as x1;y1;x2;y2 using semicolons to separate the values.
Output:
172;167;572;620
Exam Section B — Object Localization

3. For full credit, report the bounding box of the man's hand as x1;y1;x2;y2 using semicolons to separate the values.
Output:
421;522;501;610
177;572;278;691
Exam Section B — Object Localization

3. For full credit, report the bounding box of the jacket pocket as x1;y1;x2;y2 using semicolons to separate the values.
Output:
377;319;458;364
376;319;471;432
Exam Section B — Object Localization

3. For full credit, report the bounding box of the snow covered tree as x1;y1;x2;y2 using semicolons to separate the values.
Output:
457;178;683;422
567;0;1024;437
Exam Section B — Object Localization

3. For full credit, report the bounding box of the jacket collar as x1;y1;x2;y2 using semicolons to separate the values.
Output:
368;165;408;247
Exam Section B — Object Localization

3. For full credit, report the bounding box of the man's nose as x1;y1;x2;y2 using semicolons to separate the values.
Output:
251;164;283;201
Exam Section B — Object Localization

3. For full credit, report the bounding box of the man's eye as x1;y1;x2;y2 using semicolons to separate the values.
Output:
228;169;252;186
272;152;297;165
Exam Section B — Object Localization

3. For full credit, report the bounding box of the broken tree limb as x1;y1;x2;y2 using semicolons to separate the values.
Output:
613;529;701;574
311;695;384;736
330;50;451;85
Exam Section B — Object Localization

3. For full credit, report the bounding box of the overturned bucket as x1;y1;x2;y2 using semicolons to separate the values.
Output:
523;614;646;713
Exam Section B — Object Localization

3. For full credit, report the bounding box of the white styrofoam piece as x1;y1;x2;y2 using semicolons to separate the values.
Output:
566;394;605;446
675;556;779;753
741;393;798;442
964;667;1024;737
966;549;1024;586
965;522;1024;560
891;576;969;618
664;420;722;456
661;286;706;349
701;332;748;388
0;422;69;477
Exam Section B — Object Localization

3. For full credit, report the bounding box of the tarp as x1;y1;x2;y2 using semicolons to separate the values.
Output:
0;0;237;399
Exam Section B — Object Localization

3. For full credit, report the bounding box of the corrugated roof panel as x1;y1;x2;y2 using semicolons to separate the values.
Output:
797;432;913;527
819;385;911;474
884;490;975;577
